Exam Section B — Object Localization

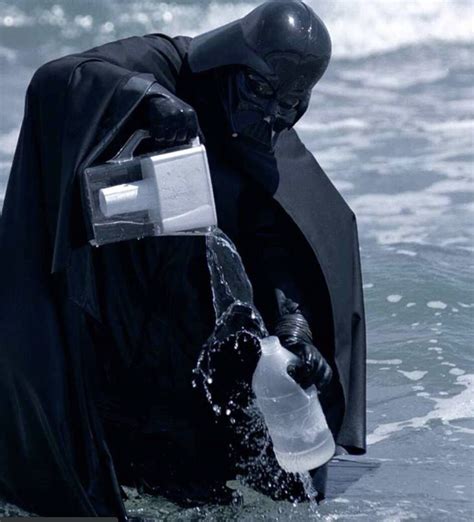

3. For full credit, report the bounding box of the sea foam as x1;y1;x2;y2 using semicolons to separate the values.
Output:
368;374;474;445
0;0;472;60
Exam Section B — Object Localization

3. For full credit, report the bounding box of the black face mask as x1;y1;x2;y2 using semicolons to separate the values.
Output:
219;67;311;150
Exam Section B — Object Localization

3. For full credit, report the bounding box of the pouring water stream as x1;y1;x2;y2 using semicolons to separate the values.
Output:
192;227;321;508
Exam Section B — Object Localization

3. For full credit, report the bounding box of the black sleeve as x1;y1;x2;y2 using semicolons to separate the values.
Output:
240;181;335;364
240;185;312;332
75;34;184;91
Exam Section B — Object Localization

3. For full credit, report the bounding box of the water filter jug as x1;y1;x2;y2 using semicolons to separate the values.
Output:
82;130;217;246
252;336;335;473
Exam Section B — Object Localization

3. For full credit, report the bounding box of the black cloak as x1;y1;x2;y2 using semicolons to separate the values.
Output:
0;34;365;516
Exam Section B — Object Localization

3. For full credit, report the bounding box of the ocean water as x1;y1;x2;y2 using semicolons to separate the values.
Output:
0;0;473;520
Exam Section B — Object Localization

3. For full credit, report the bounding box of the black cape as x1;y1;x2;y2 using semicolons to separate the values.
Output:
0;34;365;516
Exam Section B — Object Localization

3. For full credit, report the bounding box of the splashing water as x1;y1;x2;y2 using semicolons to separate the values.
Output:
297;472;320;514
191;227;324;505
204;227;267;326
192;227;267;406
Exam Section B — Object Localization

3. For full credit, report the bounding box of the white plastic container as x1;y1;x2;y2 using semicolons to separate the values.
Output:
252;336;335;473
82;130;217;246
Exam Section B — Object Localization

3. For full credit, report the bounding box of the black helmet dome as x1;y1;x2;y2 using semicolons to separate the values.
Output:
188;0;331;90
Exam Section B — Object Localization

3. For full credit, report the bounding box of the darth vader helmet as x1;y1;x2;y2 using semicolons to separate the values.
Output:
188;0;331;148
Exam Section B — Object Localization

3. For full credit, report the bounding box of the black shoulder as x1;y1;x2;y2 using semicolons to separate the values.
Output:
276;128;355;218
143;33;191;62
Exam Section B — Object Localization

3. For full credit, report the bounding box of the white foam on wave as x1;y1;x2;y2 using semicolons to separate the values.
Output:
0;45;17;63
150;0;449;62
450;368;466;376
368;374;474;445
0;128;19;157
348;191;453;245
427;179;474;195
367;359;402;365
396;249;417;257
387;294;402;303
316;0;473;58
398;370;427;381
1;0;472;59
423;119;474;133
441;236;473;248
296;118;368;132
427;301;448;310
316;82;398;102
331;179;354;192
350;192;451;218
338;65;449;90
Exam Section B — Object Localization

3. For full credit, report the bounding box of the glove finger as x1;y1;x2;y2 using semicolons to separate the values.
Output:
175;108;194;144
322;364;333;387
287;361;313;389
294;342;333;390
296;367;315;389
175;126;188;144
164;126;178;143
152;117;177;142
186;126;201;144
302;343;315;367
150;122;165;142
294;342;316;372
184;108;199;138
197;127;206;144
313;358;332;389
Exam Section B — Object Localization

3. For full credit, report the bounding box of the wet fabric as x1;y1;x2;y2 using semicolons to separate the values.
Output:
0;33;365;515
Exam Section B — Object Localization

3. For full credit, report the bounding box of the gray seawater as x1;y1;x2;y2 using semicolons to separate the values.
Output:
0;1;473;520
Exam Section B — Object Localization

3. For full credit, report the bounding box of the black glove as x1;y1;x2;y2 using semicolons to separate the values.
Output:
285;341;333;391
145;88;199;147
274;294;332;391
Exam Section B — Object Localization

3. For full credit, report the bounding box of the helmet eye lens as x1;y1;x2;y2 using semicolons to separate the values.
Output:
242;70;303;110
245;71;274;98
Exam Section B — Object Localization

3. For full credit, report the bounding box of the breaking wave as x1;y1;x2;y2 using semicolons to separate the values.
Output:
0;0;472;60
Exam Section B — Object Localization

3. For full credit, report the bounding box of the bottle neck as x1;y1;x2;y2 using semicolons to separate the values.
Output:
260;335;282;355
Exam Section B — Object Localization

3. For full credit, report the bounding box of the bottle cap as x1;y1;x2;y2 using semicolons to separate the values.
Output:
260;336;280;355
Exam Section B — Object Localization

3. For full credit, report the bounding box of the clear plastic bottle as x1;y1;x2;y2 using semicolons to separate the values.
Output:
252;336;335;473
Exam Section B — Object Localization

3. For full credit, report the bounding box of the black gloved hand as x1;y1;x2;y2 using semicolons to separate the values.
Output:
286;341;333;390
274;294;333;391
145;91;198;147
